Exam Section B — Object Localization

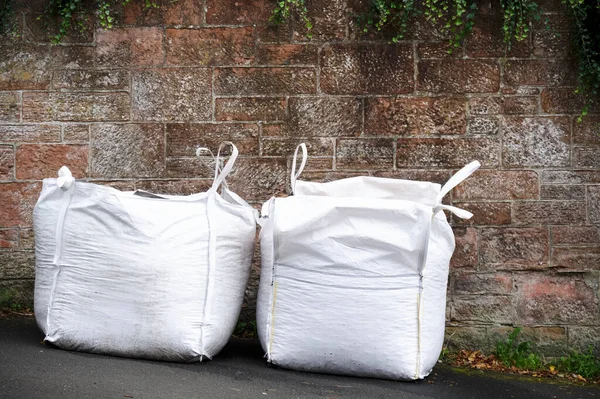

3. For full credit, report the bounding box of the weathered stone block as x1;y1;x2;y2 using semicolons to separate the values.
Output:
454;272;513;295
0;125;60;143
132;68;211;121
568;327;600;355
513;201;586;225
0;146;14;181
23;12;93;44
216;98;286;121
469;97;502;115
206;0;272;24
166;28;255;66
256;44;319;65
63;125;90;143
540;185;586;200
573;115;600;145
19;228;34;251
588;186;600;224
480;227;549;269
90;124;165;178
0;92;20;122
454;170;538;200
552;226;600;246
418;60;500;93
16;144;88;180
465;7;530;58
262;138;333;157
467;117;499;135
541;88;591;114
321;44;413;95
135;179;212;196
516;273;599;325
502;117;570;167
227;158;287;200
0;44;50;90
573;147;600;169
23;92;130;122
453;202;511;226
504;59;576;87
0;251;35;279
396;138;500;168
53;70;129;90
372;169;451;185
96;27;163;67
287;97;362;137
49;46;94;69
553;248;600;271
542;170;600;185
0;182;41;227
214;68;317;95
444;326;489;352
533;29;571;58
502;97;538;115
336;138;394;170
365;97;467;135
450;227;478;270
166;123;259;157
451;295;515;324
165;158;213;179
164;0;204;26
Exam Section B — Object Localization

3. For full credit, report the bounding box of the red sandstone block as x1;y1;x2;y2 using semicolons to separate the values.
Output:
573;115;600;145
63;125;90;143
49;46;94;69
372;169;451;185
365;97;467;135
589;186;600;224
0;182;41;227
452;202;512;226
291;0;349;42
553;248;600;270
418;60;500;93
16;144;88;180
533;29;571;58
336;138;394;170
216;98;286;121
552;226;600;246
166;28;255;66
96;27;163;67
502;97;538;115
320;44;413;95
512;201;586;225
0;229;18;249
256;44;318;66
515;273;599;324
450;227;478;270
164;0;204;26
396;138;500;168
453;170;539;200
541;88;592;114
214;67;317;95
135;180;213;196
465;11;530;58
479;227;549;269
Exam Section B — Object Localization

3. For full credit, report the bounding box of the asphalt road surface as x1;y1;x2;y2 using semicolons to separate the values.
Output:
0;318;598;399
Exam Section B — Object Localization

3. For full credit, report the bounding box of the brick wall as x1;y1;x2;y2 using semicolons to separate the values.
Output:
1;0;598;355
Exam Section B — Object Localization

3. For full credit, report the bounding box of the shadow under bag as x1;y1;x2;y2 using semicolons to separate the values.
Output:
257;143;480;380
34;142;256;361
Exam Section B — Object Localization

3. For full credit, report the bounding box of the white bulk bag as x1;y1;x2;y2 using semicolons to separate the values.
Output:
34;142;256;362
257;144;479;380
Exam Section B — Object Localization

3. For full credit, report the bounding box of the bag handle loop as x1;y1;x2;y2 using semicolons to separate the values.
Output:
433;161;480;219
208;142;239;192
290;143;307;194
57;166;75;191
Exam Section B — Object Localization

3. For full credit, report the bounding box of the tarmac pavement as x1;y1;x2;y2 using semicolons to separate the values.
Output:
0;317;598;399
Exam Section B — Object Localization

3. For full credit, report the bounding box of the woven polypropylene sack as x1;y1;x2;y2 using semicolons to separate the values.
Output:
34;142;256;362
257;143;479;380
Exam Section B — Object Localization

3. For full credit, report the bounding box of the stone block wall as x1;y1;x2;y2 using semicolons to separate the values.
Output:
0;0;598;355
